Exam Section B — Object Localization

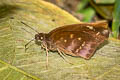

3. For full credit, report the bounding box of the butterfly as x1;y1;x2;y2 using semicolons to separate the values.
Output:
22;21;109;65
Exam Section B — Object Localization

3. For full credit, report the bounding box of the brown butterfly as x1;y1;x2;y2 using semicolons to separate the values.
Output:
22;21;109;64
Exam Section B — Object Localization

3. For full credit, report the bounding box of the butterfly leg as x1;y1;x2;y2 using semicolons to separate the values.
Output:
41;44;46;49
45;45;49;69
57;48;73;65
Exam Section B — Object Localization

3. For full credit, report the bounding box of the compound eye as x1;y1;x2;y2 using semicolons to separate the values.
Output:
40;36;43;40
40;37;43;40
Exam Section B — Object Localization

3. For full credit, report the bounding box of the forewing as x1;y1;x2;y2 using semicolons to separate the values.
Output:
49;31;107;59
47;22;109;59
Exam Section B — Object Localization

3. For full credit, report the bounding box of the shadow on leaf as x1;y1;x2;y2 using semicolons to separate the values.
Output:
0;4;20;19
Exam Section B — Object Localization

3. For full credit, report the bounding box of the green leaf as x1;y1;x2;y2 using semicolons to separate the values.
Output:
78;7;95;22
0;0;120;80
112;0;120;38
77;0;89;11
0;60;39;80
94;0;115;4
90;0;113;20
77;0;95;22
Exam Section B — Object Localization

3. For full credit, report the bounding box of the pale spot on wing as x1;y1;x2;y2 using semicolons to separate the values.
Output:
76;49;79;53
64;40;67;43
75;46;82;53
79;46;82;49
96;32;100;36
78;37;81;40
82;42;85;47
70;34;74;39
86;26;94;30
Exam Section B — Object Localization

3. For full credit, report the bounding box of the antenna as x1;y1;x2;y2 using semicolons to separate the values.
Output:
20;21;38;52
21;27;34;36
21;21;39;33
25;38;35;52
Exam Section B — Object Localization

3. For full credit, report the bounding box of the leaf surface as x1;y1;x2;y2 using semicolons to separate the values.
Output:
0;0;120;80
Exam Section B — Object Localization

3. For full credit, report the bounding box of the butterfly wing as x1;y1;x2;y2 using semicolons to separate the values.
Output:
49;30;107;59
47;22;109;59
48;21;109;38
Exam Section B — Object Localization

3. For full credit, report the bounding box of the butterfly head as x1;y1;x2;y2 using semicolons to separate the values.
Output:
35;33;47;45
